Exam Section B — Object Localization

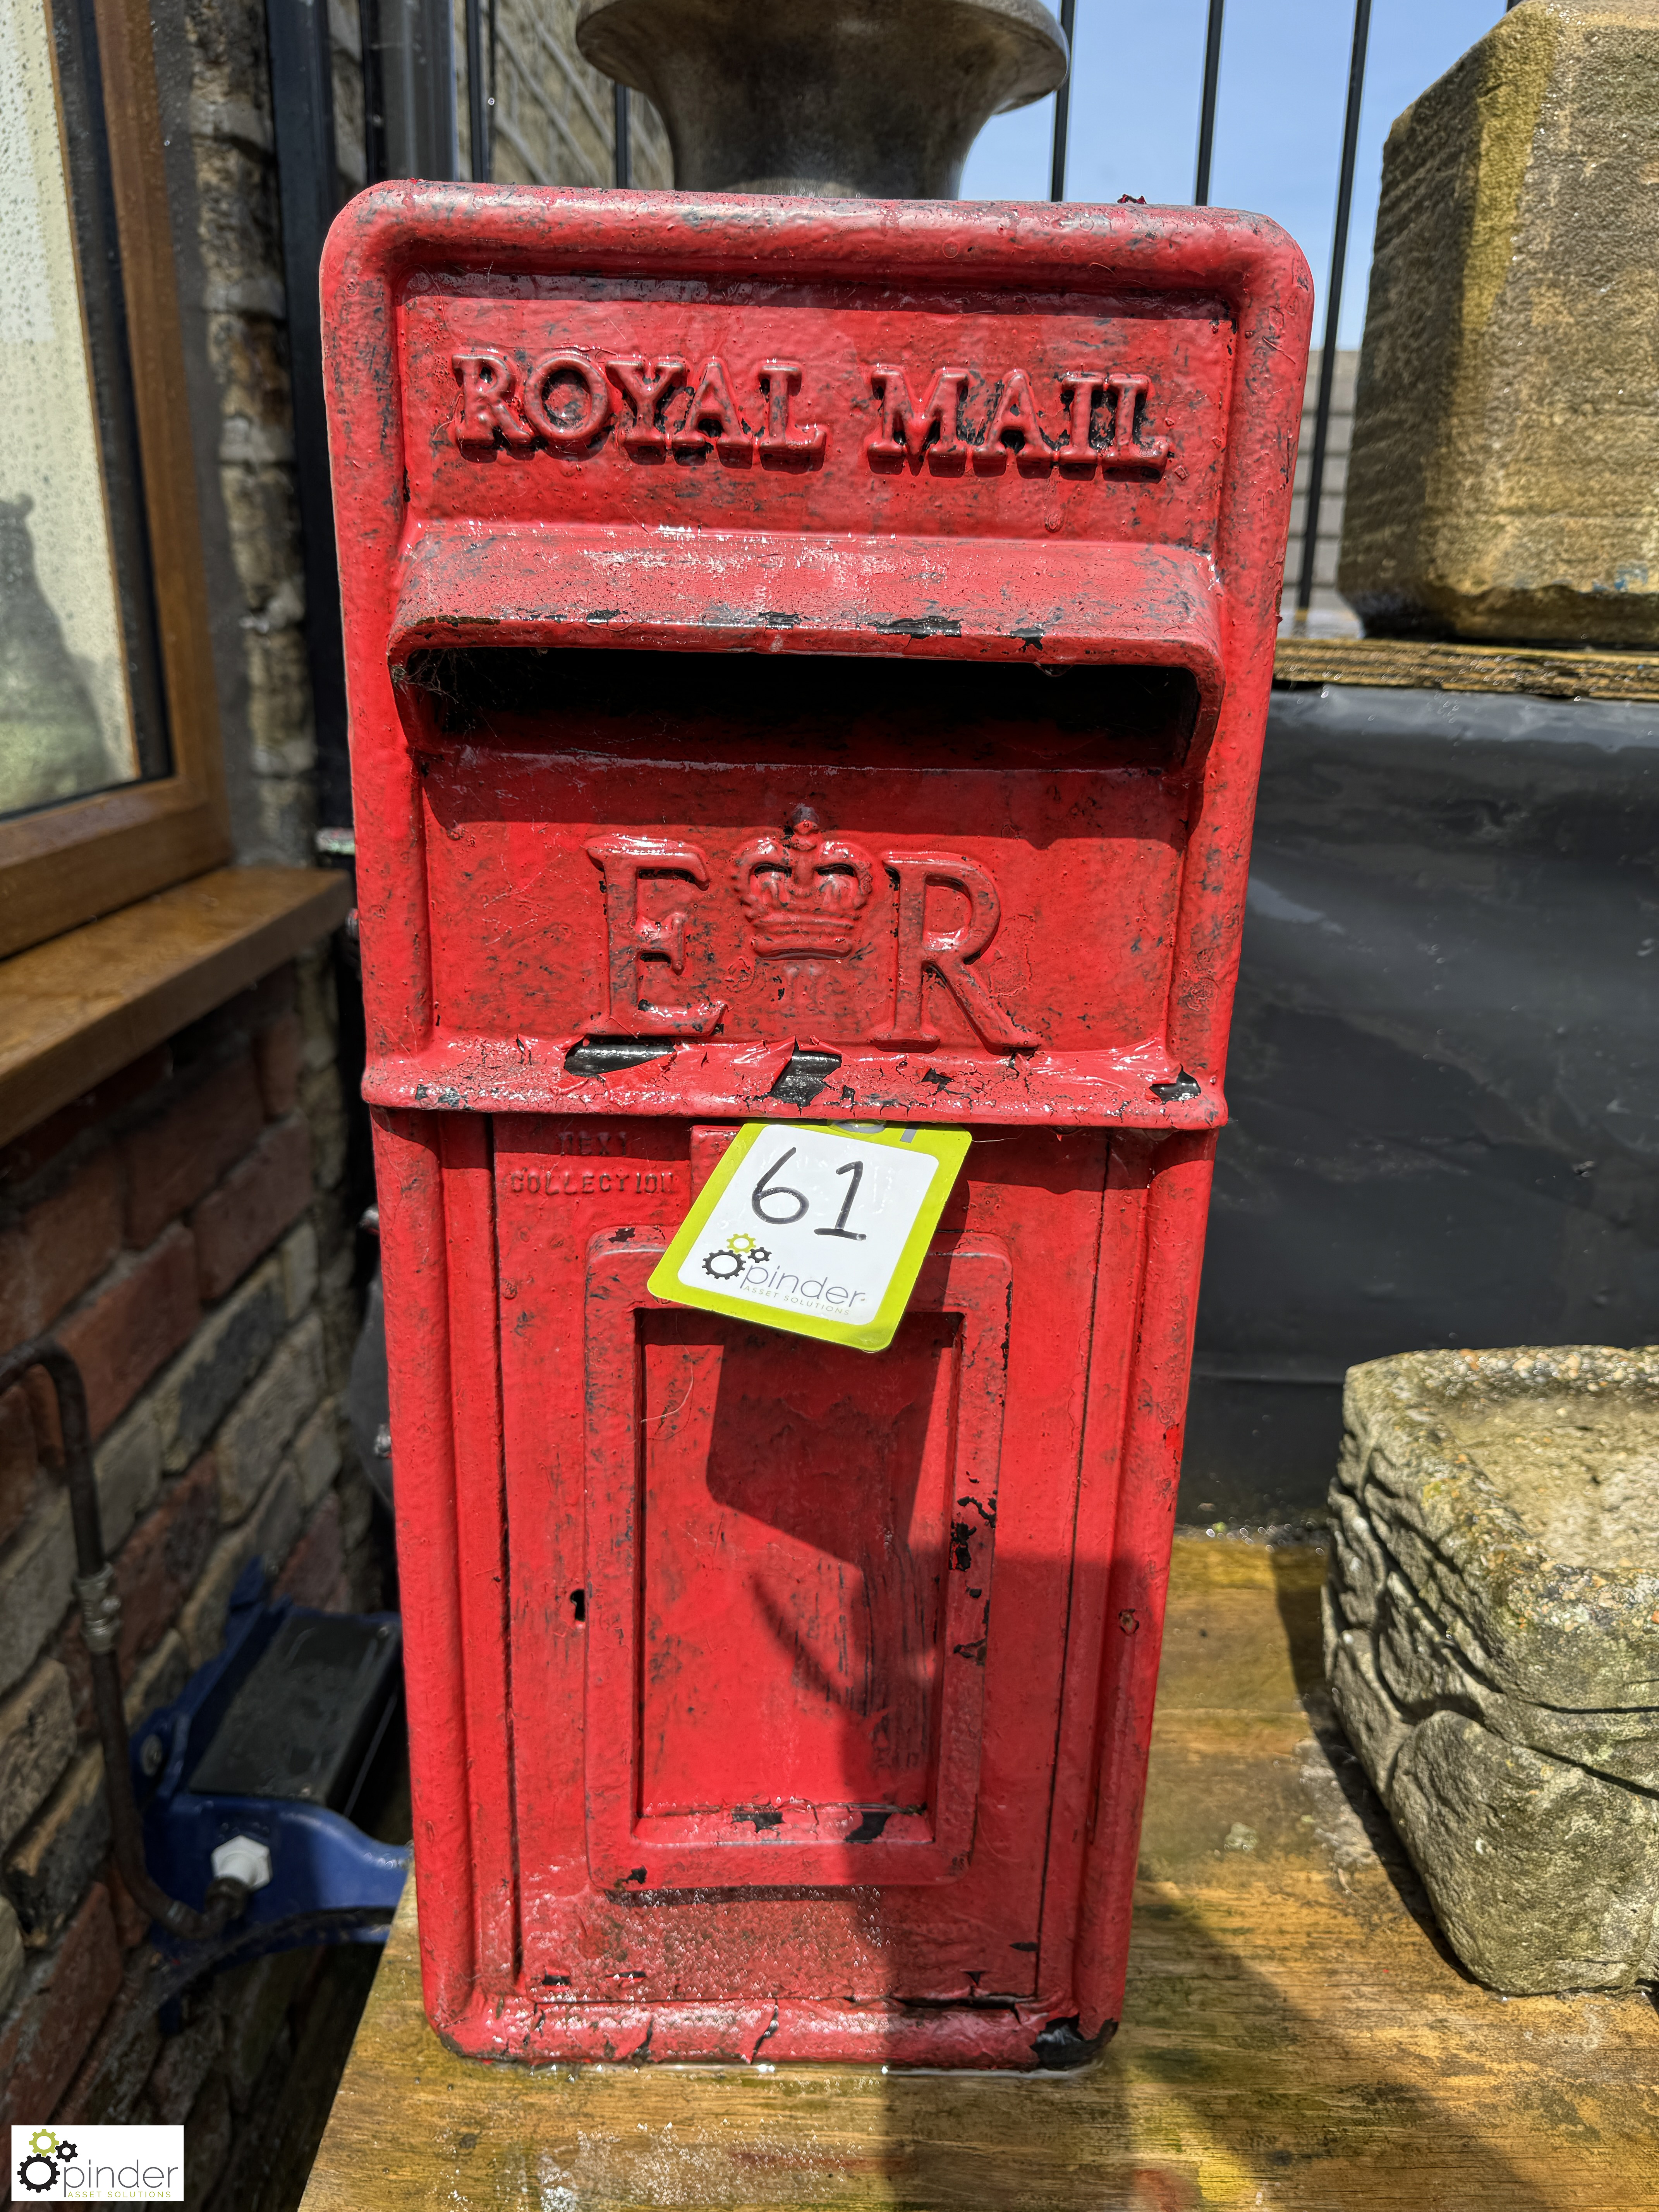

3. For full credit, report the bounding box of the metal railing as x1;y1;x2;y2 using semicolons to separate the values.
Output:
1049;1;1517;635
1295;0;1371;635
266;0;639;830
1048;0;1363;634
276;0;1520;825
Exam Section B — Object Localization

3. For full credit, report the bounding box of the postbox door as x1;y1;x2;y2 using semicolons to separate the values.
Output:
583;1238;1009;1891
492;1119;1114;2007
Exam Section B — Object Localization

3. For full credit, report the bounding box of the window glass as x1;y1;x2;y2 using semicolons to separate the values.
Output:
0;0;141;817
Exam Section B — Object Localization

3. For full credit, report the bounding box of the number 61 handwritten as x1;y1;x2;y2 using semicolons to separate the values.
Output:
750;1149;867;1242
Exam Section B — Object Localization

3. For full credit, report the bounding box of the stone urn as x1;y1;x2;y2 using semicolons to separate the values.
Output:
574;0;1068;199
1326;1346;1659;1994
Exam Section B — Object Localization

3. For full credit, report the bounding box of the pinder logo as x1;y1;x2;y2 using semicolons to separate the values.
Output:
10;2124;184;2201
701;1231;770;1280
16;2128;77;2191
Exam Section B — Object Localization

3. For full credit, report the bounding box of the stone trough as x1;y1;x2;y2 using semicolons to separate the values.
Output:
1325;1346;1659;1994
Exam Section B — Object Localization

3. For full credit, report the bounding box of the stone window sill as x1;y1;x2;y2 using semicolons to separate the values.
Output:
0;868;352;1152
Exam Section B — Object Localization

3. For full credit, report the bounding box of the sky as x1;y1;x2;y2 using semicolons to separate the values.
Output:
960;0;1511;347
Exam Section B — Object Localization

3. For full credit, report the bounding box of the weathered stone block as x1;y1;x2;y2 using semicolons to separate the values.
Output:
1326;1345;1659;1992
1391;1707;1659;1992
1340;1;1659;644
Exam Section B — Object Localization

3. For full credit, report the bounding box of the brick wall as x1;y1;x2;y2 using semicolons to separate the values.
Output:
174;0;675;872
0;0;405;2191
180;0;318;869
0;948;383;2206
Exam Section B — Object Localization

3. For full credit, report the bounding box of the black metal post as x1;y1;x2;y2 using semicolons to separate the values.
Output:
358;0;385;185
1048;0;1076;203
614;81;631;187
1194;0;1225;205
360;0;459;182
266;0;352;830
1293;0;1372;628
465;0;491;179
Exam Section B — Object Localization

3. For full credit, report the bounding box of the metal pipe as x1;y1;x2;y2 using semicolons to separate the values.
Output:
614;80;630;187
1048;0;1075;203
465;0;491;179
1293;0;1372;628
1193;0;1225;206
0;1342;247;1942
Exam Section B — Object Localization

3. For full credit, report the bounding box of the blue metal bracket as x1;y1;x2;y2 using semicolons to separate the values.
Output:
131;1563;410;1960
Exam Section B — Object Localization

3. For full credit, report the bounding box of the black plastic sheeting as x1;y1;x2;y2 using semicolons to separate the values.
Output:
1181;683;1659;1528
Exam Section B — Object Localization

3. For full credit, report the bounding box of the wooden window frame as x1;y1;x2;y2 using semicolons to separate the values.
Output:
0;0;230;963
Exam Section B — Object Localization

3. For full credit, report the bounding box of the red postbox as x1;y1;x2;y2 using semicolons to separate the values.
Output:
322;186;1309;2069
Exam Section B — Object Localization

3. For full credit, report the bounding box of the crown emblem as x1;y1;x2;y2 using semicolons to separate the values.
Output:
735;806;874;958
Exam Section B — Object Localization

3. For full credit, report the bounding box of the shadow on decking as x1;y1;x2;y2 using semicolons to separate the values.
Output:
807;1894;1559;2212
1267;1544;1474;1980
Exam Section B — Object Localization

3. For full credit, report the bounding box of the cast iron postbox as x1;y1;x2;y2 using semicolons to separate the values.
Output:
322;187;1309;2069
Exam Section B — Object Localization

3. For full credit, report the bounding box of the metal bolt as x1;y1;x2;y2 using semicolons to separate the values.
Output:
140;1735;165;1777
374;1424;392;1458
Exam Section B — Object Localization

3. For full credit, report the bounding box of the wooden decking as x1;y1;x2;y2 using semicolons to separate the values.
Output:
300;1537;1659;2209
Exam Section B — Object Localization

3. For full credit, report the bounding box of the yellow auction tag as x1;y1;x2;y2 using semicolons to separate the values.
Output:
649;1122;971;1353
